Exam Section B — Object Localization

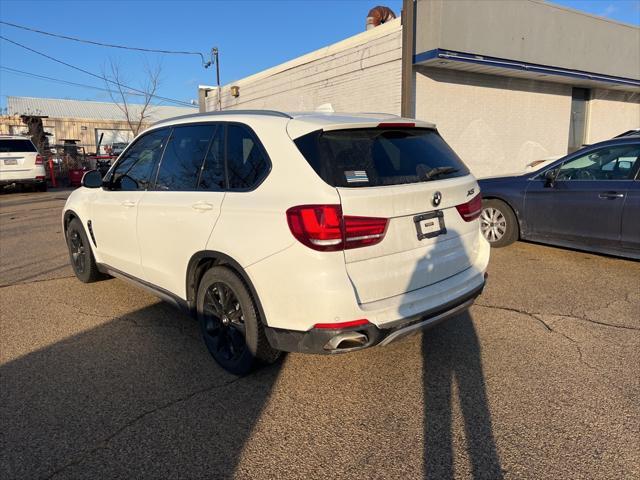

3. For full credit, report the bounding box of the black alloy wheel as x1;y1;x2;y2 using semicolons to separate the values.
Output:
69;229;87;274
197;266;280;375
66;217;104;283
202;282;248;366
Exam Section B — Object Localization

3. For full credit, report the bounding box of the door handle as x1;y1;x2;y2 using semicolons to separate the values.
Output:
121;200;137;207
192;202;214;211
598;192;624;200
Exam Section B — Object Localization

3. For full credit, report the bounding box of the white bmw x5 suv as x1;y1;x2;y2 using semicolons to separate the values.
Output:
63;111;489;374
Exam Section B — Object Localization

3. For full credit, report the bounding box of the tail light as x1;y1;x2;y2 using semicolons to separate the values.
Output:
35;154;44;165
286;205;388;251
456;193;482;222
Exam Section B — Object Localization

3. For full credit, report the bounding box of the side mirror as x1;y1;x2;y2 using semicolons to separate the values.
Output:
81;169;103;189
544;169;556;187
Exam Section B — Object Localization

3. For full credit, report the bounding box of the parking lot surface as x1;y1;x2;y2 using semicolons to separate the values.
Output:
1;189;639;479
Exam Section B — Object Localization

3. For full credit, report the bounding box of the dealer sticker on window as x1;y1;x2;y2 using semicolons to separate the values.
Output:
345;170;369;183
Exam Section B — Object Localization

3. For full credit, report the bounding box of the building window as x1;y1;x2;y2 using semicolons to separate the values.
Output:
567;87;590;153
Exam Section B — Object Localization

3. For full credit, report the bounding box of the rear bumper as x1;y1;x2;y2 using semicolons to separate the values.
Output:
0;177;46;187
264;280;485;354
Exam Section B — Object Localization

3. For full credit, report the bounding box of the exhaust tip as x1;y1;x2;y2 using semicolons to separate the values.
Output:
324;331;368;351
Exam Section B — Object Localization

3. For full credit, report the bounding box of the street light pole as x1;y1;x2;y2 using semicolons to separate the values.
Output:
212;47;222;111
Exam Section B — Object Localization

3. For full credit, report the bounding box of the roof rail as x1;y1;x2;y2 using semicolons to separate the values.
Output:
152;109;292;126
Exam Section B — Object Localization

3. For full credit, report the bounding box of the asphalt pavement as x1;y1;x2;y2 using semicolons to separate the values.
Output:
1;189;638;479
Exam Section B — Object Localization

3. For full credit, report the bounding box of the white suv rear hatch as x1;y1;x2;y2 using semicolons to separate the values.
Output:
293;125;482;304
0;137;40;181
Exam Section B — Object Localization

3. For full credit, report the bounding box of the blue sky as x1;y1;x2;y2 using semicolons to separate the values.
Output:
0;0;638;110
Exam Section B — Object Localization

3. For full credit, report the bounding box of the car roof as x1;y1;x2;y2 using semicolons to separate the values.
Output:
583;136;640;149
0;135;33;141
151;110;436;139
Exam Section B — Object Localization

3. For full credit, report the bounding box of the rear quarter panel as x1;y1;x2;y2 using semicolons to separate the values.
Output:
205;117;341;269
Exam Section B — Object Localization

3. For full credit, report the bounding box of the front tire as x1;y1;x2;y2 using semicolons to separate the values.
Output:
197;266;280;375
480;199;519;247
66;218;104;283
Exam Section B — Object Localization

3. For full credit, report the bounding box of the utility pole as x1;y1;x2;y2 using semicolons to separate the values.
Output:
212;47;222;111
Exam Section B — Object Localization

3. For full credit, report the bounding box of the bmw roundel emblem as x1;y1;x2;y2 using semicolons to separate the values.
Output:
432;191;442;207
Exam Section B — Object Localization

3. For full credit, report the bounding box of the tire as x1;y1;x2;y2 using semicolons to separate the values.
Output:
36;182;47;192
197;266;280;375
480;199;519;248
66;218;104;283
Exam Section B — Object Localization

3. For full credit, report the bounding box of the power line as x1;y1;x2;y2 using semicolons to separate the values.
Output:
0;65;148;98
0;35;195;107
0;20;212;68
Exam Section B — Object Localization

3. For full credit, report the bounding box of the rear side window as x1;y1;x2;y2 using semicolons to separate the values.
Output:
155;125;215;191
110;128;168;191
226;124;270;190
294;128;469;187
0;139;37;153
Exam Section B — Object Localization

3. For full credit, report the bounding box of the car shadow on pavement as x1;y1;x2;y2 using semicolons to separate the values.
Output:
422;311;503;479
0;302;281;480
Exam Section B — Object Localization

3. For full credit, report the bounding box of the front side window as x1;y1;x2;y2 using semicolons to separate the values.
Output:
556;144;640;181
155;125;215;191
226;124;270;190
110;128;168;191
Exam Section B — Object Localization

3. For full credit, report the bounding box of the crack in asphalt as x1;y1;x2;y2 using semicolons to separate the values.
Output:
42;376;244;480
0;275;75;289
475;302;640;332
474;301;640;372
531;314;597;370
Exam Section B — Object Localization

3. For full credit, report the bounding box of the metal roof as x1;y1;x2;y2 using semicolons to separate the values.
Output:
6;96;197;122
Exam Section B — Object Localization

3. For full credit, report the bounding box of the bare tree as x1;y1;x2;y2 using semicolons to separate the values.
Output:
103;60;161;136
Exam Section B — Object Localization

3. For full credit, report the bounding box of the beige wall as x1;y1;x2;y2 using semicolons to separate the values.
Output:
414;66;572;178
207;19;402;114
415;0;640;81
587;89;640;143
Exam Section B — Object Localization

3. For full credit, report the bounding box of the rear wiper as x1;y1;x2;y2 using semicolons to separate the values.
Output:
418;166;459;181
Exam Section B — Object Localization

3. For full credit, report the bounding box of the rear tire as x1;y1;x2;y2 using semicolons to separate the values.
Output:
66;218;104;283
36;182;47;192
197;266;280;375
480;199;519;247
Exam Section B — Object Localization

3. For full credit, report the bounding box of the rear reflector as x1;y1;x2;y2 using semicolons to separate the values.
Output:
456;193;482;222
35;176;45;180
286;205;388;251
313;319;370;329
35;154;44;165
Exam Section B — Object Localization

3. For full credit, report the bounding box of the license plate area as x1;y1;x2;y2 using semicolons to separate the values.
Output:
414;210;446;240
3;159;18;166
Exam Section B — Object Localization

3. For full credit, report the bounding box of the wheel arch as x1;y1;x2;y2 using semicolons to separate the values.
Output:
185;251;268;324
481;195;523;238
63;209;80;233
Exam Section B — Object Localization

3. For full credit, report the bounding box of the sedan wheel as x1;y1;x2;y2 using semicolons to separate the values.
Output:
480;207;507;243
479;199;518;248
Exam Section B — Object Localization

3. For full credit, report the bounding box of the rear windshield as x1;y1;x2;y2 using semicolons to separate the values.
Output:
0;139;37;153
294;128;469;187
